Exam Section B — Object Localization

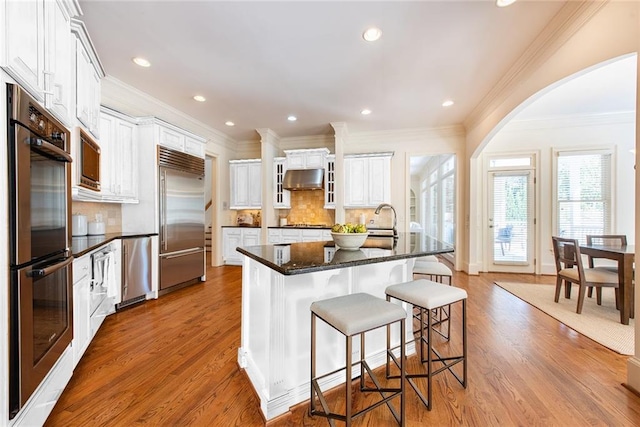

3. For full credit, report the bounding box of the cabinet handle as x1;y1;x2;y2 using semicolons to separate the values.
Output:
160;171;168;252
123;245;129;298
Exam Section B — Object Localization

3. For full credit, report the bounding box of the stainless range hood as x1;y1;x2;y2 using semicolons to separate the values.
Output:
283;169;324;190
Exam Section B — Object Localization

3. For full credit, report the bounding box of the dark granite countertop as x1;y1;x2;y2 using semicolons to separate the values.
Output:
268;226;331;230
236;233;453;275
71;232;158;258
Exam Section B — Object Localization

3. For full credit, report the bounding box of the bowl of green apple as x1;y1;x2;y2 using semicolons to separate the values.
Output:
330;223;369;250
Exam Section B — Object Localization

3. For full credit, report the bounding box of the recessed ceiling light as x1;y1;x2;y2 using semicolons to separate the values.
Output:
363;27;382;42
361;109;372;115
193;95;206;102
132;57;151;67
442;100;454;107
225;121;235;127
287;115;297;122
496;0;517;7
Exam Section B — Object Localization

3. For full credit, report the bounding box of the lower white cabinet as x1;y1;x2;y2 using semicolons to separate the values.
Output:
72;255;92;368
72;241;120;368
10;347;73;427
223;227;261;265
267;228;331;244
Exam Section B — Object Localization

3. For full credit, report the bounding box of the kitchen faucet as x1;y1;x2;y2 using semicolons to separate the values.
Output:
374;203;398;240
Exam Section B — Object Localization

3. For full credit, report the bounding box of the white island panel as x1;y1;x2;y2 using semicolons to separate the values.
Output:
238;254;416;420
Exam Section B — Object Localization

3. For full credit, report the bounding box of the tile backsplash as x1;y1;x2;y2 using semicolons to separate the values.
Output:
72;201;122;233
345;209;392;228
282;191;335;225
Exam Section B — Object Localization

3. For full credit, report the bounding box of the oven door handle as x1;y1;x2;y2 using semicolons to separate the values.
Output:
27;257;73;278
30;138;73;163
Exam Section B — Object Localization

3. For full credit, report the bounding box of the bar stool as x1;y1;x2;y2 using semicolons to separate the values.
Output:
413;260;452;285
385;279;467;410
413;260;454;338
310;292;407;426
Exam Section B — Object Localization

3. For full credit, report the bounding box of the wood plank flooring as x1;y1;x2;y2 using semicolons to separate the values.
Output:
45;263;640;426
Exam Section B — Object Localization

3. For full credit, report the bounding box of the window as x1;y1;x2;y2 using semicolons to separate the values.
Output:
555;150;612;243
420;154;456;246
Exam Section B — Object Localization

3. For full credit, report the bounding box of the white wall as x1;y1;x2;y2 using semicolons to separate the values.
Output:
345;126;466;269
465;1;639;274
483;113;635;274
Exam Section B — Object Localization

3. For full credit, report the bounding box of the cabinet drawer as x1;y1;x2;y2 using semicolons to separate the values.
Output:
301;230;322;242
73;255;91;284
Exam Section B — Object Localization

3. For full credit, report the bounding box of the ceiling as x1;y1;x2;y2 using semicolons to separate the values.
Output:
79;1;618;142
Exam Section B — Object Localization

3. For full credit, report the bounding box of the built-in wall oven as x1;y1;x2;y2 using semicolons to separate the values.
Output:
7;83;73;419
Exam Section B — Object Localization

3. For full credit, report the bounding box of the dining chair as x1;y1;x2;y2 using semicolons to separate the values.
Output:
585;235;627;304
551;236;620;314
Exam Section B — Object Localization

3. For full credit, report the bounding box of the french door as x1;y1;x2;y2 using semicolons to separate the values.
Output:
487;170;535;273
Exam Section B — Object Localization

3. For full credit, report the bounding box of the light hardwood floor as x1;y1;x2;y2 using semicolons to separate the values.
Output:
45;262;640;426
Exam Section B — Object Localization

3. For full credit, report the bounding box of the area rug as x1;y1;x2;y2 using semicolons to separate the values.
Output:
495;282;634;355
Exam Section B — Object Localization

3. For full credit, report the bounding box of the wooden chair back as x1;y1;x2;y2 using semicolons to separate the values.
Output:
585;235;627;247
551;236;584;280
585;235;626;268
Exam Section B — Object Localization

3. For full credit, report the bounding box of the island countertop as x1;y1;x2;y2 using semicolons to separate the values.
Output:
236;232;453;275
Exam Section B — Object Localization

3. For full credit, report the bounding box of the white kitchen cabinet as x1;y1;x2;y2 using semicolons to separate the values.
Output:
223;227;261;265
137;118;206;158
273;157;291;209
71;18;103;137
268;228;282;244
72;254;91;368
324;154;335;209
344;153;393;208
3;0;79;125
230;159;262;209
99;108;139;203
284;148;329;169
10;346;73;427
267;228;331;244
185;136;205;158
158;126;185;151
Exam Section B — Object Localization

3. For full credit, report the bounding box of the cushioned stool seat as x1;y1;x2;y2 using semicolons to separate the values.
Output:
386;279;467;411
413;261;453;284
415;255;439;263
310;293;407;426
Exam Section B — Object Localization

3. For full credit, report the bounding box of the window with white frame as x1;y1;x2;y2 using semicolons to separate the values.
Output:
420;154;456;246
555;150;612;243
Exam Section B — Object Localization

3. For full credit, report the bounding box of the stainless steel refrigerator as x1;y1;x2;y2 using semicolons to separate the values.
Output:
158;147;205;290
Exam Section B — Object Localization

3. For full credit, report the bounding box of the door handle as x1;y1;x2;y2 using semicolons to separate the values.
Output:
28;257;73;277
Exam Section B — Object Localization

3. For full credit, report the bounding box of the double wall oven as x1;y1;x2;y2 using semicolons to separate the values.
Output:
7;84;73;418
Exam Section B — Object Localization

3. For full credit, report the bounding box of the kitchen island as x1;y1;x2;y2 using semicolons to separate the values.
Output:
236;233;453;420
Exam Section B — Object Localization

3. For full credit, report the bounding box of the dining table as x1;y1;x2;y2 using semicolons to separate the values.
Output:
579;243;635;325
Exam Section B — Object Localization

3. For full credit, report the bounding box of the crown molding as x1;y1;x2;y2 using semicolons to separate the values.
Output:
347;124;466;145
463;0;609;132
504;110;634;131
280;134;333;150
100;76;236;151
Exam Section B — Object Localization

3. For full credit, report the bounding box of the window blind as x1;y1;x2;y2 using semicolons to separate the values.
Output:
556;151;612;243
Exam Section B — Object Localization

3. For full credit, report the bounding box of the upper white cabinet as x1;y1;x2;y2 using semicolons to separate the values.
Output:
324;154;335;209
344;152;393;208
99;108;139;202
3;0;80;125
273;148;333;210
230;159;262;209
273;157;290;209
143;119;206;158
284;148;329;169
71;19;104;138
